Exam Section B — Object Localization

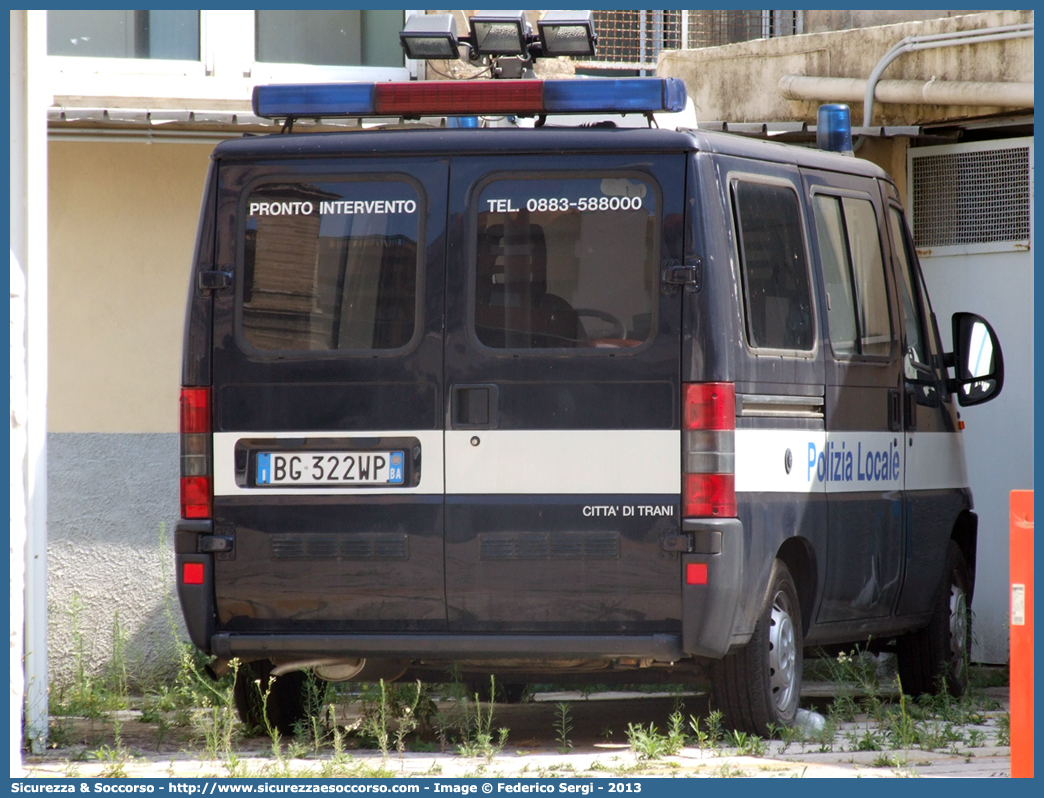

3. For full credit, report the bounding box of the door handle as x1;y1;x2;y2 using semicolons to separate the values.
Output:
887;388;902;432
451;384;499;429
904;387;917;431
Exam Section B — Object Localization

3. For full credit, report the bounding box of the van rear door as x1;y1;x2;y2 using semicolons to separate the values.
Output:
210;157;448;632
443;151;687;633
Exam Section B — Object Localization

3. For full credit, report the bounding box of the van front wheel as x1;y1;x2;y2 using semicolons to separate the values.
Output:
896;541;971;698
710;560;803;736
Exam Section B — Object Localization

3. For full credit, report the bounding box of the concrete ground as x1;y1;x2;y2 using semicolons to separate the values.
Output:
22;684;1011;779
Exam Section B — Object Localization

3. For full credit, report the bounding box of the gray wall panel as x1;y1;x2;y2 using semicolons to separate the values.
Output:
48;432;187;689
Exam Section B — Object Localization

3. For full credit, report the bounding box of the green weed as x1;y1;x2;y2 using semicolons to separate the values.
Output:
393;681;424;765
625;717;685;760
688;709;723;749
715;762;747;777
457;676;508;761
554;702;573;753
883;687;918;750
846;727;883;752
359;679;392;757
767;721;805;753
88;743;129;778
871;752;906;768
996;713;1010;746
725;729;767;757
51;596;126;719
666;711;687;753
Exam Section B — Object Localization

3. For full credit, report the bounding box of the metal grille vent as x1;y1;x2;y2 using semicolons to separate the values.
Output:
271;533;408;560
480;531;620;560
577;10;799;70
911;147;1031;248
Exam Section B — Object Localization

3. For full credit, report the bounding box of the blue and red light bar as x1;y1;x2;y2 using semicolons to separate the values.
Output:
252;78;687;119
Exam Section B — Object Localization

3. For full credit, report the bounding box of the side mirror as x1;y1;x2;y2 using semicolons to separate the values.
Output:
949;312;1004;406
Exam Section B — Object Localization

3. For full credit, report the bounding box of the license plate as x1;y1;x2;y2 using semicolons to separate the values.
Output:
256;451;404;486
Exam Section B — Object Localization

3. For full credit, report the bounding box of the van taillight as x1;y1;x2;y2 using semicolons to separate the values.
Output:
682;383;736;518
180;387;212;519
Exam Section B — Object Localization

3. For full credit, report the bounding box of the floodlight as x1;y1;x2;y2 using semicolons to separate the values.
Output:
469;10;528;56
399;13;460;60
538;10;596;57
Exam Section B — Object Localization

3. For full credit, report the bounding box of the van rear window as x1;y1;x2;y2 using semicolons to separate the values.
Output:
473;177;658;350
241;180;419;352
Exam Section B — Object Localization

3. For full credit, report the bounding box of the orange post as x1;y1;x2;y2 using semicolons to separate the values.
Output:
1009;490;1033;778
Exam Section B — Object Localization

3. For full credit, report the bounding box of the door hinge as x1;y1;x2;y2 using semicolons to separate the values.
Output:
661;258;701;291
198;269;233;293
199;530;235;561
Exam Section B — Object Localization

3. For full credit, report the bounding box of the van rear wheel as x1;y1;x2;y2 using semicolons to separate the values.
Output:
896;541;971;698
233;659;308;737
710;560;802;736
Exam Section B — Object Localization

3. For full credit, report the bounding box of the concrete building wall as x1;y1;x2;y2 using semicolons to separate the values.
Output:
47;140;213;687
802;10;990;35
658;10;1033;127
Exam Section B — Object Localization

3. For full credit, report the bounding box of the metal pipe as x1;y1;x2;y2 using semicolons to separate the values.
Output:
780;75;1034;109
11;9;50;759
862;23;1034;127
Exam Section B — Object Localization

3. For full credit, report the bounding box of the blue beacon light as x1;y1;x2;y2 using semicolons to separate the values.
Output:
817;104;854;156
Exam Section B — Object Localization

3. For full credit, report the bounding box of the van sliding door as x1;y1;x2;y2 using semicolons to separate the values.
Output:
803;170;905;623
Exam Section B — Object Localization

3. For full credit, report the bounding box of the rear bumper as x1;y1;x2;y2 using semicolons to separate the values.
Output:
177;518;745;665
680;517;744;658
175;520;216;654
211;633;683;662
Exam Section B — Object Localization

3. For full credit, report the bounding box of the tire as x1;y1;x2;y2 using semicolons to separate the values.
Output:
233;659;308;737
896;541;971;698
710;560;803;736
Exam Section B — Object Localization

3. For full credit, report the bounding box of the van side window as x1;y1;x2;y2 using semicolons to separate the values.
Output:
811;196;858;354
732;181;814;351
888;207;930;378
241;181;419;352
811;195;892;358
473;177;657;350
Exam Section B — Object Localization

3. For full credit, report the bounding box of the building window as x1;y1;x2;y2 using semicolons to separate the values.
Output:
255;10;404;69
577;9;801;72
910;142;1032;250
47;10;200;60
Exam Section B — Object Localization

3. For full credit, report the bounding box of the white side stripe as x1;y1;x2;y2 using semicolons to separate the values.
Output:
735;429;968;493
734;429;825;494
214;429;968;497
905;432;969;491
446;430;681;495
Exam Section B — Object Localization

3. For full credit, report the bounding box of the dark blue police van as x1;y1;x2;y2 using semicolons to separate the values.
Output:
177;76;1004;736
